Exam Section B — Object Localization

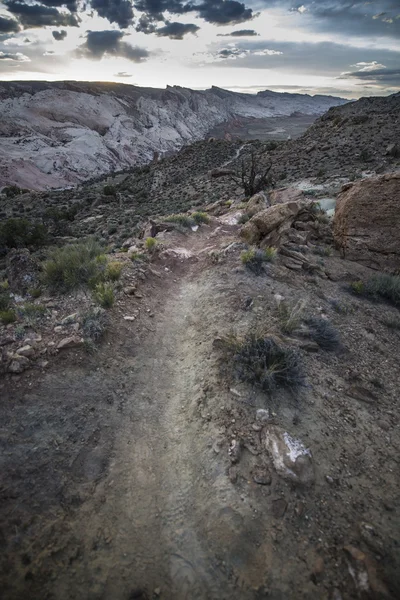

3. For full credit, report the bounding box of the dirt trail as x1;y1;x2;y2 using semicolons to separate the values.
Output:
2;218;400;600
1;221;262;600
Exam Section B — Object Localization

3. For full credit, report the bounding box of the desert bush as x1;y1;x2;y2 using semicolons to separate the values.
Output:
241;247;276;275
105;261;123;281
350;274;400;307
92;282;114;308
82;308;108;342
130;251;147;262
381;316;400;330
42;239;104;292
306;317;340;350
313;245;332;257
20;303;47;318
164;214;193;228
28;287;42;298
0;309;16;324
0;218;47;249
145;237;157;251
0;289;11;311
278;300;306;334
231;334;304;393
103;185;117;196
191;211;210;225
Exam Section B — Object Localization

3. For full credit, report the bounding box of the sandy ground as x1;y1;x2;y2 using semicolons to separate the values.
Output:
1;218;399;600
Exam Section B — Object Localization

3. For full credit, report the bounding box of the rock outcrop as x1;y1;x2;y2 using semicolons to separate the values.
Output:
240;200;310;246
333;173;400;272
0;81;346;190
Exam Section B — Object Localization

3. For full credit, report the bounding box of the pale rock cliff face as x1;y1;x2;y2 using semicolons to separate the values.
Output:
0;81;347;190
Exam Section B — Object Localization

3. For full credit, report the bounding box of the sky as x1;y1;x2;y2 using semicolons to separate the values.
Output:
0;1;399;98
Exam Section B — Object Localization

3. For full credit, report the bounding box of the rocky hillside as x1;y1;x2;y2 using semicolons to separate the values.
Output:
0;81;346;191
269;92;400;182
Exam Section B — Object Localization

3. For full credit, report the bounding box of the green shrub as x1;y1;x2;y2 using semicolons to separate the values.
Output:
164;214;193;228
0;218;47;249
313;245;332;257
306;317;340;350
241;247;276;275
0;309;16;324
93;282;114;308
232;334;304;393
105;261;123;281
145;237;157;251
42;240;104;292
0;280;9;291
103;185;117;196
82;308;108;342
278;300;306;334
191;211;210;225
350;274;400;307
381;316;400;330
20;303;47;318
28;287;42;298
0;290;11;311
130;251;147;262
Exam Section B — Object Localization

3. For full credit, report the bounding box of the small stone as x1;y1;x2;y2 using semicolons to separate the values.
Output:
124;286;137;296
57;336;83;350
16;345;35;358
228;466;238;484
123;316;136;321
60;312;78;325
154;588;161;596
326;475;334;484
252;466;272;485
54;326;63;333
256;409;270;423
228;439;241;464
9;355;30;373
272;498;287;518
252;424;262;432
300;341;320;353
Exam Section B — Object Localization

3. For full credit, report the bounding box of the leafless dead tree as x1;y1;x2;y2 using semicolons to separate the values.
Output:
229;150;273;197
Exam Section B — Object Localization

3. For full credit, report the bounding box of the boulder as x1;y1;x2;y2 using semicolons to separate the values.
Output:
240;200;309;245
246;192;269;217
333;173;400;272
57;336;83;350
265;426;315;486
5;248;40;293
270;187;304;205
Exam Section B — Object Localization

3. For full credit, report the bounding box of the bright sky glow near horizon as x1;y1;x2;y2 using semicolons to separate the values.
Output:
0;1;399;98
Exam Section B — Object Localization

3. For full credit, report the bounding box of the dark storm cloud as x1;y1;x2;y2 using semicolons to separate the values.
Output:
340;67;400;86
257;0;400;38
155;21;199;39
4;1;80;29
133;0;184;20
189;0;254;25
39;0;78;11
134;0;254;25
52;29;67;40
77;30;149;61
135;14;158;34
91;0;134;29
0;16;20;33
217;29;258;36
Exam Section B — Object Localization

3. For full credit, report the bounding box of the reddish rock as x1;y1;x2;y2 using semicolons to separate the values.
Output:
333;173;400;272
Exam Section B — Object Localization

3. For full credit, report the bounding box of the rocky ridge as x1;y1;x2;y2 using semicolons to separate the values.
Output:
0;81;346;190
